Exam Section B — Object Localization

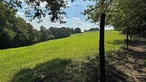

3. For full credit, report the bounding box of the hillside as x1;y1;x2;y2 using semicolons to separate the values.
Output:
0;31;124;82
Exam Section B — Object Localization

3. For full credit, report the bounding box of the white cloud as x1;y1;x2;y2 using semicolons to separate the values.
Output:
71;17;80;21
66;17;98;31
25;16;98;31
16;12;113;31
25;15;66;30
15;0;113;31
16;11;24;17
40;1;47;8
68;0;95;8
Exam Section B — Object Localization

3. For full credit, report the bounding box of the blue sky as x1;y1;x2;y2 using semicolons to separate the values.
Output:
17;0;113;31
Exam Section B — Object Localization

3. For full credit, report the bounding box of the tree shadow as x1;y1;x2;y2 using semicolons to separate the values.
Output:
130;48;146;59
105;47;146;82
108;40;124;45
10;58;72;82
9;48;146;82
106;63;129;82
105;51;130;82
123;47;146;71
130;40;146;47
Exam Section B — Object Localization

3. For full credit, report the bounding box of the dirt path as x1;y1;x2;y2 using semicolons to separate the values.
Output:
107;36;146;82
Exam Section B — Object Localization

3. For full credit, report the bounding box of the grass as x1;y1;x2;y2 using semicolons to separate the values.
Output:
0;31;124;82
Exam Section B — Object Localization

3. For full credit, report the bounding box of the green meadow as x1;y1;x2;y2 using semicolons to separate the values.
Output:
0;31;124;82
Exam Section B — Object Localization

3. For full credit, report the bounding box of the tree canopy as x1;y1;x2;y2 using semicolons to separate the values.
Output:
84;0;146;33
107;0;146;33
84;0;113;23
3;0;68;23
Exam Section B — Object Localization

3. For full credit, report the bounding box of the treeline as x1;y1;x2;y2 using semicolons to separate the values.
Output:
0;0;82;49
0;16;81;49
84;28;99;32
39;26;81;41
0;1;83;49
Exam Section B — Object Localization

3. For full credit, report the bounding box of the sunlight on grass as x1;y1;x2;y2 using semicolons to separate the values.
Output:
0;31;124;82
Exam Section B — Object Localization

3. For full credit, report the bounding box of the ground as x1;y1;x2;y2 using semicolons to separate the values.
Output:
107;36;146;82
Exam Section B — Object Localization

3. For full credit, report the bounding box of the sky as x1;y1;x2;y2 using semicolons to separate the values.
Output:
16;0;113;31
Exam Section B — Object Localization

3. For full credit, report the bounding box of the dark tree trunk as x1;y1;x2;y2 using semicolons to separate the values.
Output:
126;28;129;49
129;32;132;42
99;13;106;82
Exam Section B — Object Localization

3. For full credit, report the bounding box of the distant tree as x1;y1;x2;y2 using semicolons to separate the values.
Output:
49;27;72;39
74;27;81;34
29;29;40;43
70;28;74;34
60;27;71;38
85;28;99;32
84;30;87;32
47;29;55;39
40;26;49;41
49;27;59;38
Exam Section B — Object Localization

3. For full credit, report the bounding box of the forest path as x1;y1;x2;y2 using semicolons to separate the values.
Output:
107;36;146;82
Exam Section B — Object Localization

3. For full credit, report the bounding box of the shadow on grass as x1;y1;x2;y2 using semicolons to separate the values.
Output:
108;40;124;45
10;57;101;82
10;53;132;82
10;58;72;82
10;49;144;82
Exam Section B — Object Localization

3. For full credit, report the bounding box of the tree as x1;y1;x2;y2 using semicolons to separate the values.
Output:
106;0;146;49
40;26;49;41
84;0;146;81
40;26;55;41
49;27;72;39
60;27;71;37
0;1;42;48
3;0;68;23
74;27;81;33
85;28;99;32
107;0;146;32
84;0;113;82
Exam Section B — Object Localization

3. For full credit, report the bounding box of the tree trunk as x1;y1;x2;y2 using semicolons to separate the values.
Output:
126;28;129;50
99;13;106;82
129;32;132;42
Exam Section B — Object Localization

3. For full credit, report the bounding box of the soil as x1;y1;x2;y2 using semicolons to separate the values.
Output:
107;36;146;82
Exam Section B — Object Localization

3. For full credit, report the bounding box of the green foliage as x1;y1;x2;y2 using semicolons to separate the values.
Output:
84;0;146;33
84;0;113;23
0;31;124;82
84;28;99;32
0;16;37;48
73;27;81;34
0;1;75;49
107;0;146;33
0;1;35;48
49;27;72;39
18;0;67;23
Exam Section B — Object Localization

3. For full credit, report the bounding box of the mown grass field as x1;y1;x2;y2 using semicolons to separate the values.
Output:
0;31;124;82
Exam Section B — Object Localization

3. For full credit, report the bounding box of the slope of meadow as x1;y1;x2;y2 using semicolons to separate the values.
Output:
0;31;124;82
